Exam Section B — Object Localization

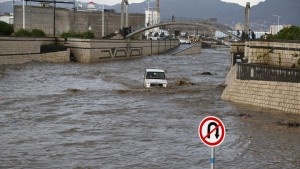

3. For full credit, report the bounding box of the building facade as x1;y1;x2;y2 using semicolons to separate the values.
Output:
269;25;289;35
14;5;145;38
0;13;14;24
145;9;160;37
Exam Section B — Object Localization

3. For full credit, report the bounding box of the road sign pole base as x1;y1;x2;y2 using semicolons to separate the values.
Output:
211;147;215;169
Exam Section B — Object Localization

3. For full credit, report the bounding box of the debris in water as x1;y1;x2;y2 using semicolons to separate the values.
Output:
238;114;252;118
201;72;213;75
176;80;195;86
277;122;300;128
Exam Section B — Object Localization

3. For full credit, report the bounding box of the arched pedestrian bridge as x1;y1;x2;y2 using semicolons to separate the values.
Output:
126;18;240;40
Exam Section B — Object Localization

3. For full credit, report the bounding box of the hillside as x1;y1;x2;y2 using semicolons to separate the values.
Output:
111;0;299;26
1;0;299;29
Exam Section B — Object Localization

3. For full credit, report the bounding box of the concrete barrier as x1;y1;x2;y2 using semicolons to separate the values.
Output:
67;39;180;63
172;43;201;56
0;37;180;64
0;37;70;64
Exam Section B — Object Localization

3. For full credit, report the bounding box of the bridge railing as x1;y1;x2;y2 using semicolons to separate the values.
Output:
237;63;300;83
160;17;233;31
161;17;209;23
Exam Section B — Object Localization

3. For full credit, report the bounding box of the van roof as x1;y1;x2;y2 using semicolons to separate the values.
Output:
145;69;165;72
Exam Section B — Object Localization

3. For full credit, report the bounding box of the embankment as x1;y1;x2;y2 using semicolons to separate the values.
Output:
222;65;300;115
0;37;69;64
172;43;201;56
67;39;180;63
0;37;180;64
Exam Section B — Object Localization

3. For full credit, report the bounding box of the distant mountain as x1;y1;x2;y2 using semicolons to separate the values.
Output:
1;0;299;30
110;0;300;26
0;1;15;13
251;0;300;26
112;0;244;24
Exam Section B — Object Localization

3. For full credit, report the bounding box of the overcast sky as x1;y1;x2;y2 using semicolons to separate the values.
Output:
0;0;265;6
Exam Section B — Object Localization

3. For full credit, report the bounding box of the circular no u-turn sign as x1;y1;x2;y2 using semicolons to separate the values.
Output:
198;116;226;147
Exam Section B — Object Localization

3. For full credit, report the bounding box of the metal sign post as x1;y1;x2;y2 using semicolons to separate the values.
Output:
211;147;215;169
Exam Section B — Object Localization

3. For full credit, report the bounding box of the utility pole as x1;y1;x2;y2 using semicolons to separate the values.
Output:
53;0;56;37
156;0;160;24
244;2;250;41
273;14;281;34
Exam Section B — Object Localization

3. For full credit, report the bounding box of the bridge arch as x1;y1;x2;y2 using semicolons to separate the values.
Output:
126;22;240;40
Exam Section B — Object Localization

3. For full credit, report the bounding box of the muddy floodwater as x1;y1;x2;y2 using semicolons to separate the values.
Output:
0;48;299;169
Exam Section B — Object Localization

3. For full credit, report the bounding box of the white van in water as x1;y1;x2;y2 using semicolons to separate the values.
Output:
144;69;168;88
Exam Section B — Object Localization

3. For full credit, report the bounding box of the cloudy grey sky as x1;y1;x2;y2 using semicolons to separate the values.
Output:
0;0;265;6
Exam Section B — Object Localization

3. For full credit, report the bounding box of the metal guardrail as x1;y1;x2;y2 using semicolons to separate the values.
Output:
237;63;300;83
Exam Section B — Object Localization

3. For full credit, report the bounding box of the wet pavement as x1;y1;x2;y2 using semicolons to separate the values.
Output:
0;48;299;168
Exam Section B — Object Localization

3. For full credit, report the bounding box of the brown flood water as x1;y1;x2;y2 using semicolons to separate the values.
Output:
0;48;299;169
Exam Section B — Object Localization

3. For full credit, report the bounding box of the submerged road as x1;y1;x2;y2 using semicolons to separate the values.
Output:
0;48;299;168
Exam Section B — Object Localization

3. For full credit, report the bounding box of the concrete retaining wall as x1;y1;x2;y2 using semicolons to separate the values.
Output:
0;37;57;55
0;37;70;64
0;37;180;64
222;65;300;114
0;49;70;64
67;39;180;63
245;41;300;67
172;43;201;56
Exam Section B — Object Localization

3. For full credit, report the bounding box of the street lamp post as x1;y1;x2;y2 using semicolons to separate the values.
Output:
102;4;104;37
273;14;281;34
22;0;25;29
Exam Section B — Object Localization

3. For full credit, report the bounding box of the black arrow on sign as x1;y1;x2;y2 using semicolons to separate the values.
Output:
207;122;219;139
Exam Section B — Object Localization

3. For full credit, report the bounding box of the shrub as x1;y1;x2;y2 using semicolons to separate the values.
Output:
14;28;31;37
267;25;300;40
31;29;46;37
14;28;46;37
61;32;81;38
0;21;13;36
61;31;95;39
82;31;95;39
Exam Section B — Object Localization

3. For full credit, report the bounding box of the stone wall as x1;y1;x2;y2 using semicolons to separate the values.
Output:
14;6;145;38
222;65;300;114
245;40;300;67
67;39;180;63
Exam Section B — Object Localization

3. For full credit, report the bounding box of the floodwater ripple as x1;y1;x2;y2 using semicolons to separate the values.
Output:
0;49;299;168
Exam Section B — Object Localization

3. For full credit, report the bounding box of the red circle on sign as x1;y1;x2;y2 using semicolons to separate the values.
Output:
198;116;225;147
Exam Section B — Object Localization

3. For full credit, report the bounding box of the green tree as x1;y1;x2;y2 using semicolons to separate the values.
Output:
0;21;14;36
268;25;300;40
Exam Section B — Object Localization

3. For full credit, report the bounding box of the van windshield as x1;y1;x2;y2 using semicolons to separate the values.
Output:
146;72;166;79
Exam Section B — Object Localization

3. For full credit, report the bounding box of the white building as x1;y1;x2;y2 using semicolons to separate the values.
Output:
87;1;97;11
214;30;269;39
269;25;289;35
145;9;160;38
0;13;13;24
